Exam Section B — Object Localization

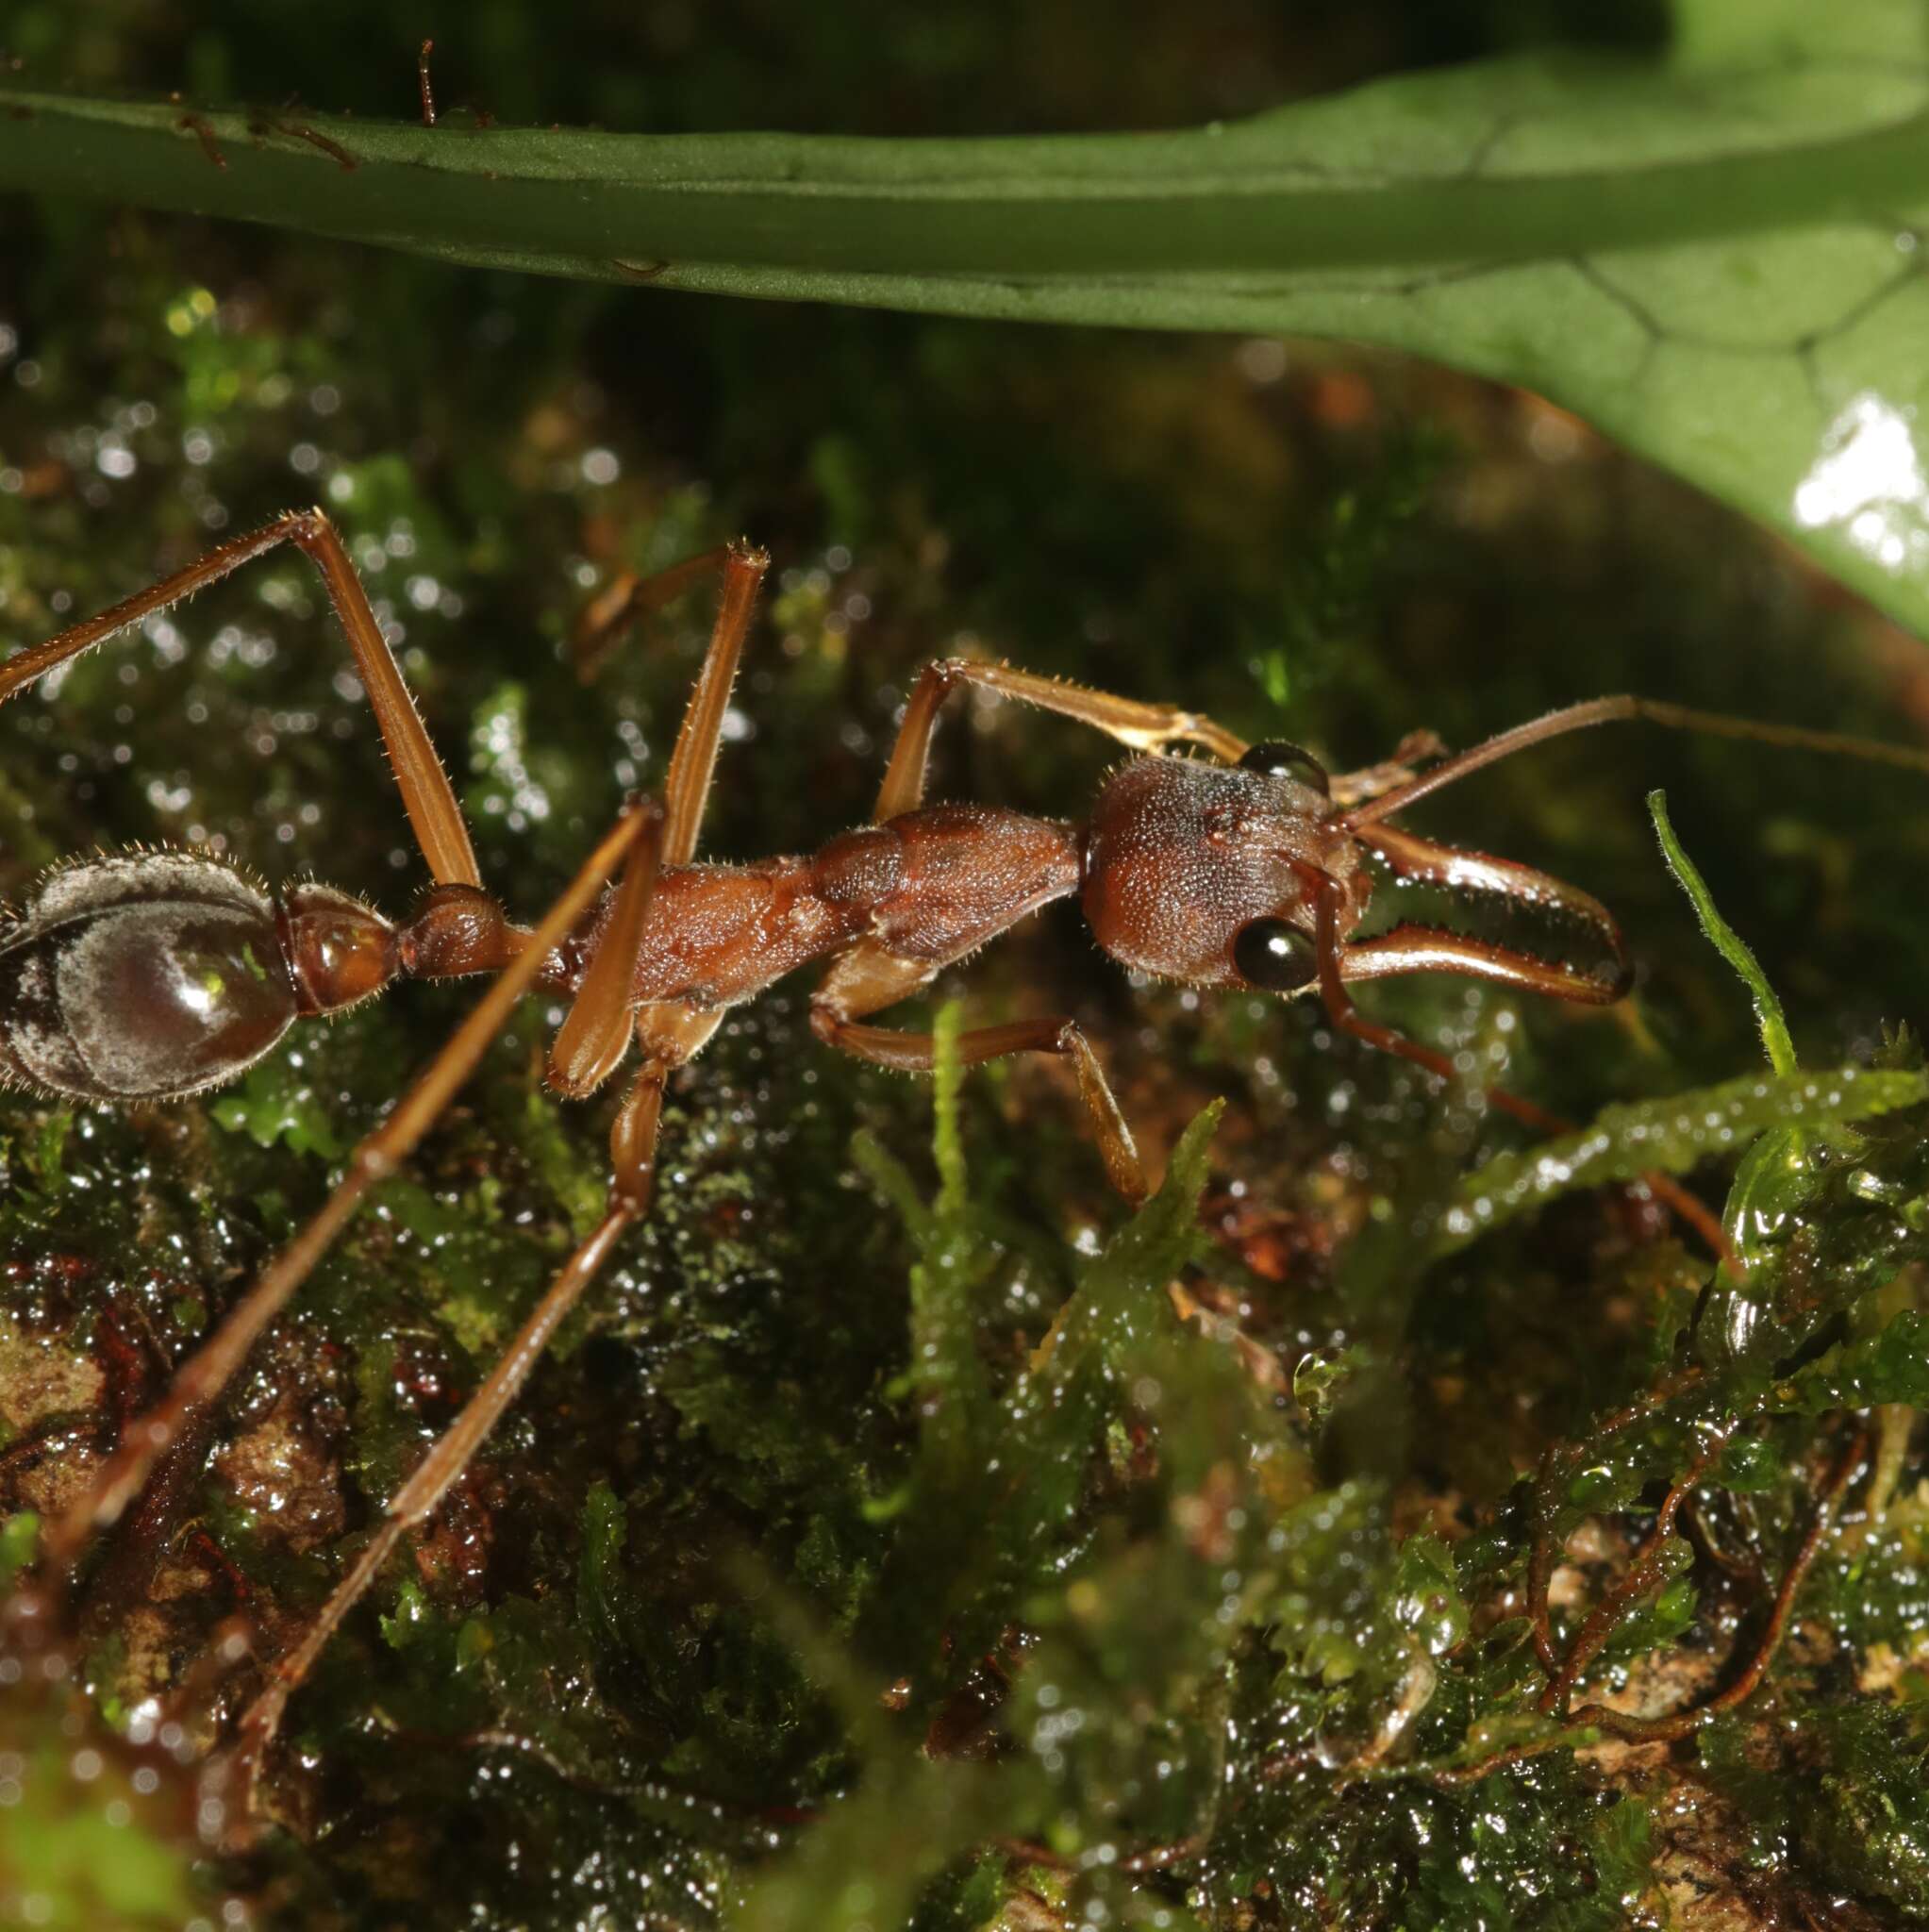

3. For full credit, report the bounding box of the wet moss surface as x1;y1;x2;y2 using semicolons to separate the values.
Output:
6;6;1929;1928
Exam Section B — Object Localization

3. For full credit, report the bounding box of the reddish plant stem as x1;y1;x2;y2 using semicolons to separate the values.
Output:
1539;1421;1735;1715
1566;1427;1867;1744
1440;1427;1868;1785
1525;1364;1710;1673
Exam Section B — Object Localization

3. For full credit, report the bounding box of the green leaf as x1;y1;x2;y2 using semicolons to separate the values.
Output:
732;1756;1016;1932
1649;790;1798;1077
1;1724;199;1930
1599;1554;1698;1665
931;999;968;1224
1436;1062;1929;1257
1393;1531;1470;1659
378;1575;430;1653
906;1001;996;1490
1028;1100;1223;1391
8;4;1929;626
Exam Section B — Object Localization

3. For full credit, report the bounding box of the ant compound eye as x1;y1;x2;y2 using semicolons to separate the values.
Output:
1233;918;1319;993
1238;741;1330;794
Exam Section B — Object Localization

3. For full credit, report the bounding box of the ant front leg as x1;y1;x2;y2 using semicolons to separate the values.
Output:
1305;870;1733;1259
0;508;481;889
239;991;721;1761
875;658;1251;820
237;546;768;1760
812;944;1146;1202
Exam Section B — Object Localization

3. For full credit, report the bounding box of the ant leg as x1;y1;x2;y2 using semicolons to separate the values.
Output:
657;543;769;865
812;943;1145;1201
238;998;718;1755
34;803;657;1577
874;659;1249;821
572;544;737;681
1329;729;1449;808
547;792;666;1095
571;538;773;861
0;508;481;888
232;543;768;1750
1307;874;1733;1259
544;540;766;1093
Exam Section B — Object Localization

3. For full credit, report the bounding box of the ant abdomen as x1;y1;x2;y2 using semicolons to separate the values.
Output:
0;852;396;1103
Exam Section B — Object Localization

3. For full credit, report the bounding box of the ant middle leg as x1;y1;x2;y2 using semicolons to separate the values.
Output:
873;658;1251;821
0;508;482;889
812;942;1146;1201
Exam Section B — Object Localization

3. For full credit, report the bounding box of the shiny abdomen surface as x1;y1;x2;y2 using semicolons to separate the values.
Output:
0;853;298;1101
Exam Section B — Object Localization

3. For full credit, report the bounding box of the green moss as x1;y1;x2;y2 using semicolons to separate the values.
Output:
1650;786;1799;1078
210;1055;346;1160
0;1725;203;1929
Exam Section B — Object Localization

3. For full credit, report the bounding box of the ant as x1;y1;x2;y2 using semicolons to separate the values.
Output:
3;505;1926;1787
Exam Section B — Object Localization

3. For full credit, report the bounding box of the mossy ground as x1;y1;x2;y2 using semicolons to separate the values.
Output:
4;6;1929;1929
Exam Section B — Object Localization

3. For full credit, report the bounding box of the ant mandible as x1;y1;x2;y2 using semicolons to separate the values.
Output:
4;505;1927;1777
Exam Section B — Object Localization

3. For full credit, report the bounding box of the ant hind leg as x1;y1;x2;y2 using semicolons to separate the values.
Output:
812;942;1145;1201
235;996;717;1762
233;544;770;1762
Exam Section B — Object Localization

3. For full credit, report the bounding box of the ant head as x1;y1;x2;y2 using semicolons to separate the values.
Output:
1081;749;1357;993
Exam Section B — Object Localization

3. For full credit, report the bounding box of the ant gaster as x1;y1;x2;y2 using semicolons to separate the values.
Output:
5;507;1927;1781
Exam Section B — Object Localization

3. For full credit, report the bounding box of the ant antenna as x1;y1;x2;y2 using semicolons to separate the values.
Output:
1343;695;1929;831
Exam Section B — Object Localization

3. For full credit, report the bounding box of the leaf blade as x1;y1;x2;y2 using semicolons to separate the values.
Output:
8;8;1929;629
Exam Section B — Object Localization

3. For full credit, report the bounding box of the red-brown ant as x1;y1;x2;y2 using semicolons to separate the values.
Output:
4;506;1927;1782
